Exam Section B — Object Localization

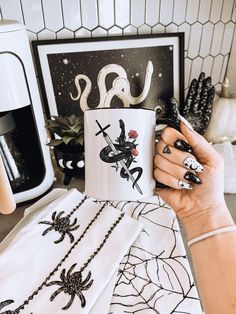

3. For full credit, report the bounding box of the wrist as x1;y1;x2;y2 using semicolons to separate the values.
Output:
181;202;235;241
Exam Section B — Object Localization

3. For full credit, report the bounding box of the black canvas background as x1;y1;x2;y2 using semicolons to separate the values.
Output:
47;45;174;116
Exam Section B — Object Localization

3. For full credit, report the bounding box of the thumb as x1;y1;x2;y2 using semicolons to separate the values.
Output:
180;120;217;164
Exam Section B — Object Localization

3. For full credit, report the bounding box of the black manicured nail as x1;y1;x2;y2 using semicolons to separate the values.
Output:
184;171;202;184
174;139;194;154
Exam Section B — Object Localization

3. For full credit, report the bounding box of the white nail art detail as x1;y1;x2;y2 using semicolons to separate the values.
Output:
183;157;204;172
179;114;194;131
178;180;193;189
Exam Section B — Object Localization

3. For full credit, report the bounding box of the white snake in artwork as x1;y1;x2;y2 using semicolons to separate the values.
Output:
69;61;154;111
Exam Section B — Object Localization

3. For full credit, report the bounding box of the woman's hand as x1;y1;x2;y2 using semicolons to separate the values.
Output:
155;120;236;314
154;121;227;234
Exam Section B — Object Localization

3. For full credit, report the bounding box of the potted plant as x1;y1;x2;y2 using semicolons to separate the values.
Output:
46;114;85;185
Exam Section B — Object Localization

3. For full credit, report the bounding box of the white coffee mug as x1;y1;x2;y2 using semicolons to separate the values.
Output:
84;108;178;201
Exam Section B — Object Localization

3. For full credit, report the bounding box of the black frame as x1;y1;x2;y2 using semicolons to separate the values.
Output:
32;33;184;118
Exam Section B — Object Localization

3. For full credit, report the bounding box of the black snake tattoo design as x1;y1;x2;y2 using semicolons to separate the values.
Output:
96;119;143;193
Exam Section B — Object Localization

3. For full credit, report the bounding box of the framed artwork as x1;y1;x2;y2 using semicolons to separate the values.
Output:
32;33;184;118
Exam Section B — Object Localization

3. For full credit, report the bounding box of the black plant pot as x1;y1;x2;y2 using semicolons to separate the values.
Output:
53;144;85;185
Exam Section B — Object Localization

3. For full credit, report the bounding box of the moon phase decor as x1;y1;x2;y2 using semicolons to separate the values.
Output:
32;34;184;119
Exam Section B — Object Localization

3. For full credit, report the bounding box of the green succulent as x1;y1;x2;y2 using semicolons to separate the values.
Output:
46;114;84;147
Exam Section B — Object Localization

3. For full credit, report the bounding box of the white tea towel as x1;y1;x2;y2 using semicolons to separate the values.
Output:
104;196;203;314
0;188;67;253
0;189;142;313
0;190;203;313
89;270;118;314
0;189;120;314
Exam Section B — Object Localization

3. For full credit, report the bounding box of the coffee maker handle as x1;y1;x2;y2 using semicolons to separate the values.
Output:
155;118;181;189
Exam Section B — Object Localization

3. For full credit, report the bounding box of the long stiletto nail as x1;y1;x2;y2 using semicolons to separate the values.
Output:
183;157;204;172
178;114;194;131
174;139;194;154
178;180;193;189
184;171;202;184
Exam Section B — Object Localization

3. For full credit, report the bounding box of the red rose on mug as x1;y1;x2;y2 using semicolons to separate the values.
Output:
131;148;138;156
128;130;138;139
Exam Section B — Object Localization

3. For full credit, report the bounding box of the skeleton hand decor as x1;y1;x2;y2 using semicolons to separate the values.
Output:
182;72;215;135
155;73;214;135
70;61;153;111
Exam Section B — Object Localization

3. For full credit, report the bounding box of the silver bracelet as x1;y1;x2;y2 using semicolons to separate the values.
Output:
188;226;236;248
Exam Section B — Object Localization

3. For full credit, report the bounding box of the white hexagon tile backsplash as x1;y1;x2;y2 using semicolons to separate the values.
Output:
0;0;235;90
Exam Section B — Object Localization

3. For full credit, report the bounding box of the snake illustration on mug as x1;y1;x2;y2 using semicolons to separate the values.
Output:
95;119;143;195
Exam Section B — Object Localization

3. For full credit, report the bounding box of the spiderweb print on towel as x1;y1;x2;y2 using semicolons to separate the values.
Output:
97;196;202;314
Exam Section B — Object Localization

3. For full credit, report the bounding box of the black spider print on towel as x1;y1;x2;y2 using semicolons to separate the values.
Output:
39;211;80;244
46;263;93;310
0;300;18;314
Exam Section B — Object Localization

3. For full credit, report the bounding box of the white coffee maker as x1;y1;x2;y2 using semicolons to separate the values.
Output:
0;20;54;203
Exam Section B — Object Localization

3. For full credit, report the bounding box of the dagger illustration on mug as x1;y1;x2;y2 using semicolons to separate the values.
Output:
95;120;143;195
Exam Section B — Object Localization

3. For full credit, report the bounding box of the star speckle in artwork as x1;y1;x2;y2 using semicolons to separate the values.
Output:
47;44;173;117
63;58;69;65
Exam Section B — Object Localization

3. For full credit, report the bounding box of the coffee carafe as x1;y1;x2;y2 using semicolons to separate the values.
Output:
0;112;29;191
